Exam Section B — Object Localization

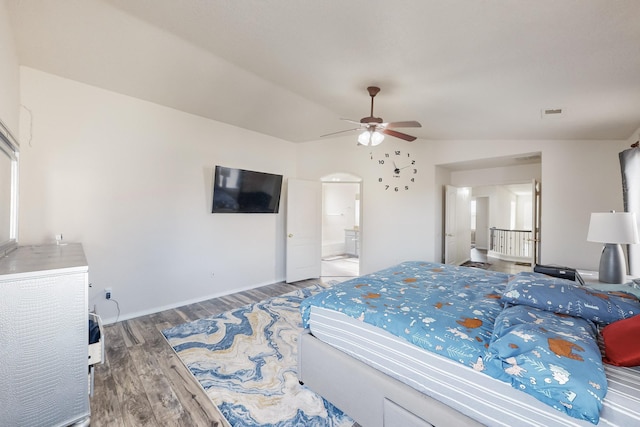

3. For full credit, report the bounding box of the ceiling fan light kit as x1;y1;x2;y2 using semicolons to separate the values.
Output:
322;86;422;145
358;130;384;146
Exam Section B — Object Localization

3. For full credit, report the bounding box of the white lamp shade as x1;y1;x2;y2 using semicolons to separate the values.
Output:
357;130;384;146
587;212;640;244
370;131;384;146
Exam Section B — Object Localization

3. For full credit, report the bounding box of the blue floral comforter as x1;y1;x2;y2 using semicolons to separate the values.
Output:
299;261;631;424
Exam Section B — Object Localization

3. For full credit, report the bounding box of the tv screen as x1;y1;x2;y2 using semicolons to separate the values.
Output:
212;166;283;213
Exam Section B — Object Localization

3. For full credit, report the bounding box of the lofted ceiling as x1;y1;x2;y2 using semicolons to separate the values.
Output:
5;0;640;143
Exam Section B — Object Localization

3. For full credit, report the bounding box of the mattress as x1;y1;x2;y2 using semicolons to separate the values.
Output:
307;305;640;427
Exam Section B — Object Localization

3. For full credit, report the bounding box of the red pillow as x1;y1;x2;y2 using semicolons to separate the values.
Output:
601;314;640;366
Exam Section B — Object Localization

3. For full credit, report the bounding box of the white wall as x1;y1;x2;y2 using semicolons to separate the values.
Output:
471;186;508;230
451;163;541;187
628;127;640;145
474;197;489;250
7;18;636;322
18;67;297;322
454;163;539;231
322;182;359;257
495;186;516;229
429;139;629;270
297;136;631;274
297;138;434;274
516;194;532;230
0;0;19;134
14;65;636;323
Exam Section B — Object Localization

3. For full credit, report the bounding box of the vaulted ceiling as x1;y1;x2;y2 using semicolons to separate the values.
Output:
6;0;640;143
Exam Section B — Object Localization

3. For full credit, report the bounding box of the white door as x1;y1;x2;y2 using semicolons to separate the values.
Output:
444;185;472;265
444;185;458;264
286;179;322;282
531;179;542;265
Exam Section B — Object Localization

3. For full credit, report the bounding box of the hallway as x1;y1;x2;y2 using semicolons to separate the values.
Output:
469;248;531;274
320;250;530;283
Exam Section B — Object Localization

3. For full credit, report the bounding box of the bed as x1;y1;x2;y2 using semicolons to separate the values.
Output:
297;261;640;427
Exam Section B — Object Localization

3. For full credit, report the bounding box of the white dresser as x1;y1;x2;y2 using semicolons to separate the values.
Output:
0;244;90;427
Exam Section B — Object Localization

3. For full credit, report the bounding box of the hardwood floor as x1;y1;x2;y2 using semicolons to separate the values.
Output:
91;258;524;426
470;247;532;274
90;279;322;427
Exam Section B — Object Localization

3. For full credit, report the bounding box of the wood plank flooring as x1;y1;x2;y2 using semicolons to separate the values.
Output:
470;248;532;274
90;257;525;426
90;279;324;427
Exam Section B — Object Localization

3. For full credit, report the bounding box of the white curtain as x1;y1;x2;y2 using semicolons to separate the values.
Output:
619;147;640;275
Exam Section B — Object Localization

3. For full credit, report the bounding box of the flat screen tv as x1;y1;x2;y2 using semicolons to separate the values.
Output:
212;166;283;213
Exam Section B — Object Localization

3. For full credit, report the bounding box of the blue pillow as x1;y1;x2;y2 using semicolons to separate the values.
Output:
486;304;606;424
502;272;640;325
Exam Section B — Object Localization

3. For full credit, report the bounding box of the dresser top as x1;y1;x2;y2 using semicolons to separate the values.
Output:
0;243;87;277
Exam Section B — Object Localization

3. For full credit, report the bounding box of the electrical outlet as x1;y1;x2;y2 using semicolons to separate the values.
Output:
105;288;112;300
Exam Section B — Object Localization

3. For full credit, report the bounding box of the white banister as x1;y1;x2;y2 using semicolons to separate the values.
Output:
489;227;532;262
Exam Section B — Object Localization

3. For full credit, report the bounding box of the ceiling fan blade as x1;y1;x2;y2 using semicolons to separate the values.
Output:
320;128;361;138
385;121;422;129
382;128;417;142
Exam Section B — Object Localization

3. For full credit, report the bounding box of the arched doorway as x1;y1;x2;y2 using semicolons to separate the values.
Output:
321;173;362;278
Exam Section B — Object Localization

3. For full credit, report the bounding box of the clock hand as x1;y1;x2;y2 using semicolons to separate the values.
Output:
391;161;400;174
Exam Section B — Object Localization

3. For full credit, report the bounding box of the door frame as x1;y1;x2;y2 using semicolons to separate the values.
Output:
320;173;363;276
531;179;542;265
436;153;542;266
286;174;363;283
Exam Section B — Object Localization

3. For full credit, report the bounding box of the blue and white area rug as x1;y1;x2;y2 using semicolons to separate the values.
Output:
162;285;354;427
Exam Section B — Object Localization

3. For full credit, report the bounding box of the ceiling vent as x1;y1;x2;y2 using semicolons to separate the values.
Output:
541;108;565;119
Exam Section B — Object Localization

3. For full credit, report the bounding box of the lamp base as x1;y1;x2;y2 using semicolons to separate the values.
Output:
599;243;626;284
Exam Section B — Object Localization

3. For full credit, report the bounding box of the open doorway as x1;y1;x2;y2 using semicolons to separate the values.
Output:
469;184;536;272
439;152;541;273
320;173;361;278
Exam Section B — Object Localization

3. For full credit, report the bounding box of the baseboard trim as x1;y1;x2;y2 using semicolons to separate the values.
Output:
100;278;286;324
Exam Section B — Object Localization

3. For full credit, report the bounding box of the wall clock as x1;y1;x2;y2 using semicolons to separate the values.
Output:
371;150;417;191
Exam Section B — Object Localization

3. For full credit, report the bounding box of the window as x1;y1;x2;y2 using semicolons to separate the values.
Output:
0;121;18;255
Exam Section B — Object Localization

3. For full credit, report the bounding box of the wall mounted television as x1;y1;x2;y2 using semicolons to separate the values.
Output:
212;166;283;213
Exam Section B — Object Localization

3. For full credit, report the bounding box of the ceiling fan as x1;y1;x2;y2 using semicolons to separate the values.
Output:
322;86;422;146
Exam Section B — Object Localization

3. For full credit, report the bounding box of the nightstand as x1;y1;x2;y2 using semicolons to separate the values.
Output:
577;269;640;298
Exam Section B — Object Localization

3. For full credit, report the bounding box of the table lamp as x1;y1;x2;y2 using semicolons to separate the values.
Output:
587;211;639;283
